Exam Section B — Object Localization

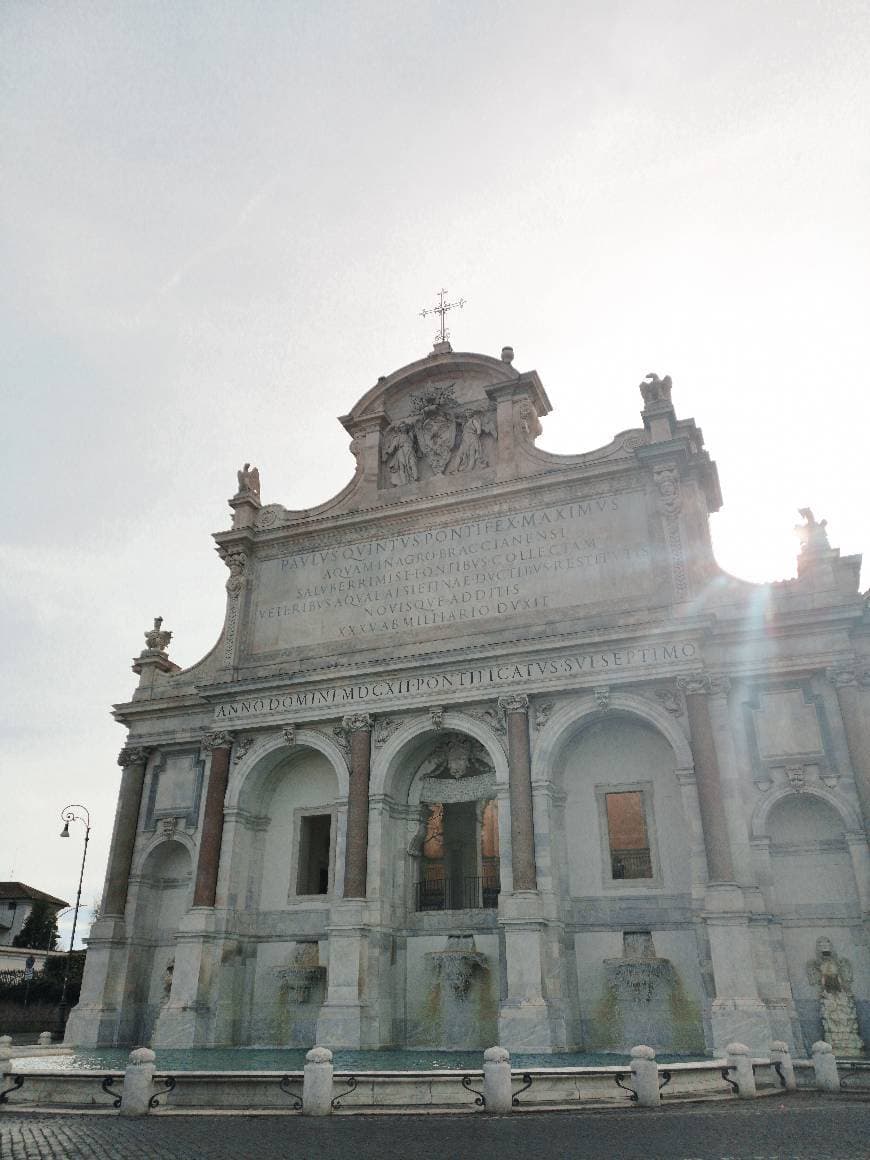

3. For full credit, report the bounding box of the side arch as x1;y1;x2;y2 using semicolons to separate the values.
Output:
751;784;864;839
226;728;350;812
532;689;694;782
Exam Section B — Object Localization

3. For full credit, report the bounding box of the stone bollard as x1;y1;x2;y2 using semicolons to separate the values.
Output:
37;1032;52;1047
726;1043;756;1099
770;1041;796;1091
119;1048;156;1116
0;1035;12;1076
630;1045;660;1107
811;1041;840;1092
303;1046;334;1116
483;1046;512;1112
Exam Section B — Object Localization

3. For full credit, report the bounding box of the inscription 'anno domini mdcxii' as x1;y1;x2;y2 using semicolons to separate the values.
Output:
251;494;652;652
214;641;698;720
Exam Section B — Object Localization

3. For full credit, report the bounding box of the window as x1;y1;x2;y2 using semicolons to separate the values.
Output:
417;799;500;910
605;790;653;879
296;814;332;895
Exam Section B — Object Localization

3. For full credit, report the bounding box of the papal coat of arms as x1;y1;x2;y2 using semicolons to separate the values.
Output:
411;384;460;474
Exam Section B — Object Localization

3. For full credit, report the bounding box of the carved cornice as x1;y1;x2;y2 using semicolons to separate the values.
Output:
117;746;150;767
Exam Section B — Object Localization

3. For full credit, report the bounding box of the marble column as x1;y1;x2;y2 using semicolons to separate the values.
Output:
342;713;373;899
678;675;734;882
102;746;151;917
193;732;233;908
499;694;537;891
65;745;151;1046
678;674;772;1052
829;665;870;836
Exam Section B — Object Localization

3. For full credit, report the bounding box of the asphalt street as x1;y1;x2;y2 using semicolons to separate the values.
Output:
1;1094;868;1160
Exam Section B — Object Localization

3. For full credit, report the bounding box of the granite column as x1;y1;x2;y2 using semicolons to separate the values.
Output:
342;713;373;898
500;694;537;891
193;733;233;908
102;747;150;917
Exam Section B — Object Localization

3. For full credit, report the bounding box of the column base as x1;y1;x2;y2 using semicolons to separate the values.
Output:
710;998;773;1056
63;1004;123;1049
151;1005;208;1048
498;999;559;1052
315;1002;366;1049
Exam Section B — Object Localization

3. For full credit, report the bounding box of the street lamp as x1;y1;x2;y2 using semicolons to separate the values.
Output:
58;804;91;1022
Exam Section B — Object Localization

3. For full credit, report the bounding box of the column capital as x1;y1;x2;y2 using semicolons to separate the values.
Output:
117;746;150;767
677;672;730;697
202;730;233;751
498;693;529;714
342;713;373;733
828;665;859;688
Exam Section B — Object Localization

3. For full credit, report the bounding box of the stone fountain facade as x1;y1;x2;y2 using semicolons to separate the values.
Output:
66;342;870;1057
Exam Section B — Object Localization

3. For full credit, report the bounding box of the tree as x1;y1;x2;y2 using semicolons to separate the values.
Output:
12;900;60;950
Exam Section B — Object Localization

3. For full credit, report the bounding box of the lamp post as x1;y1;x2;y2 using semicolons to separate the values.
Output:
58;804;90;1023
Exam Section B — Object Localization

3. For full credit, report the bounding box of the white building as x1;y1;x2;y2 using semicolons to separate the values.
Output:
67;342;869;1057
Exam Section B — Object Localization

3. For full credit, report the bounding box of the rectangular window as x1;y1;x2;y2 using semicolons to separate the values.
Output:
605;791;653;879
296;814;332;895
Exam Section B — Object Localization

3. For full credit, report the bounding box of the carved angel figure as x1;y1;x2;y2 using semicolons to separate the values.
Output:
450;409;496;473
382;422;419;486
236;462;260;497
639;372;673;405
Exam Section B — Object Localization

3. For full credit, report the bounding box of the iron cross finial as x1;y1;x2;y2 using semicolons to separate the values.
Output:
420;288;466;345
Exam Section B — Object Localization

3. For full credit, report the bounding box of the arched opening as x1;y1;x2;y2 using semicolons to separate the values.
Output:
766;793;864;1049
127;839;192;1044
410;732;500;912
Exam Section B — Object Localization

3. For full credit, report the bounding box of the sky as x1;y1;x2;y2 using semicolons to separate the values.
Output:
1;1;868;948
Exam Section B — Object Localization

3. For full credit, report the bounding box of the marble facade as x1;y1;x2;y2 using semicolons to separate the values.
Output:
66;343;869;1056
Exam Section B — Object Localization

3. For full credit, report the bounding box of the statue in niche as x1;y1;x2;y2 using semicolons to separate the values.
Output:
639;372;672;405
382;421;419;486
806;937;864;1055
449;409;496;473
417;733;494;781
796;508;830;554
236;462;260;497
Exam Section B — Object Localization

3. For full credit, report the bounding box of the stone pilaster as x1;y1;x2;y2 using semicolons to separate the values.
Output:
829;665;870;836
193;733;233;909
499;694;537;891
342;714;373;899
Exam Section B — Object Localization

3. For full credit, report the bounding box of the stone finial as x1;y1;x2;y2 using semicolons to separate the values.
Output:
143;616;172;654
484;1046;510;1063
128;1047;156;1065
630;1044;656;1060
501;346;514;364
306;1046;333;1064
303;1046;334;1116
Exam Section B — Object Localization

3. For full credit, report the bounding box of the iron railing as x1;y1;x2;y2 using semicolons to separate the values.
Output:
610;848;653;879
415;875;500;911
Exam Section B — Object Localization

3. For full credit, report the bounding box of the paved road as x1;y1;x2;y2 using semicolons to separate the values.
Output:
1;1094;868;1160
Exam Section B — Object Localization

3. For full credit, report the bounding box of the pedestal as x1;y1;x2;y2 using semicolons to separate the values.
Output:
497;891;565;1051
151;908;218;1048
704;884;772;1054
63;918;133;1047
315;899;370;1048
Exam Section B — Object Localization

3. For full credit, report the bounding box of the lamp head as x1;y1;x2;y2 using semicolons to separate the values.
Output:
60;821;70;838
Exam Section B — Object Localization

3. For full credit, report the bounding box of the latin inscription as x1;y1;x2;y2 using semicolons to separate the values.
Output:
251;494;652;653
214;641;697;720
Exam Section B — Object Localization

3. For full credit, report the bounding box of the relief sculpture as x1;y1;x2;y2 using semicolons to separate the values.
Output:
383;383;497;484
